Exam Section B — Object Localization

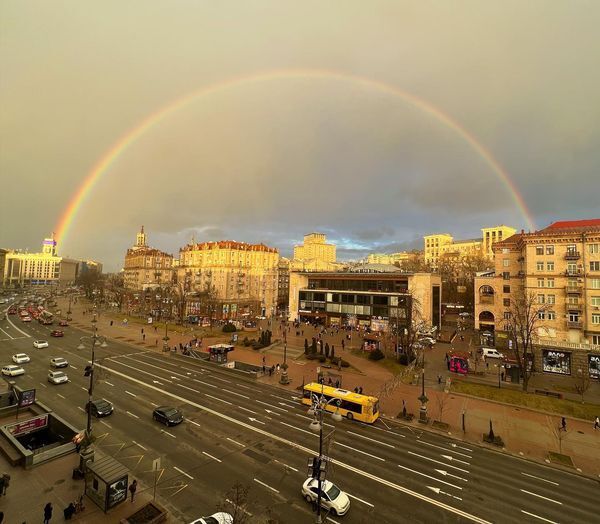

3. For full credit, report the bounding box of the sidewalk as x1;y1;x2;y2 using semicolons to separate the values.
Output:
57;298;600;479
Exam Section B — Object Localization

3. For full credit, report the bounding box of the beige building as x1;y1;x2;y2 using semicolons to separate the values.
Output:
178;240;279;319
474;219;600;380
424;225;516;267
366;251;419;267
1;236;78;287
123;227;174;290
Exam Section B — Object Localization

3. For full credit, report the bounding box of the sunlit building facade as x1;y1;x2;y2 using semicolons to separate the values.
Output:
123;227;174;290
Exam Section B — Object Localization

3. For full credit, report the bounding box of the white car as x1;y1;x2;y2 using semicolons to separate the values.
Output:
419;336;436;346
189;513;233;524
33;340;49;349
12;353;30;364
301;477;351;516
50;357;69;368
48;370;68;384
2;365;25;377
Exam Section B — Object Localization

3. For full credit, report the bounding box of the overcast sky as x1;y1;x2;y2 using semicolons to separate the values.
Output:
1;1;599;271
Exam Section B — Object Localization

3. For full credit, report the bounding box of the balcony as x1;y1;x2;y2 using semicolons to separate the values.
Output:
567;320;583;329
564;269;583;277
565;285;583;294
566;303;583;313
564;251;581;261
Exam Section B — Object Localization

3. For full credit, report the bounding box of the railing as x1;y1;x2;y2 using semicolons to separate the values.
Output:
566;320;583;329
564;269;583;276
565;285;583;294
565;303;583;312
564;251;581;260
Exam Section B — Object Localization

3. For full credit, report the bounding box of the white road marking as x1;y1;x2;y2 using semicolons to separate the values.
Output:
186;419;202;428
450;443;473;452
521;472;559;486
125;391;137;397
132;440;147;451
226;437;245;447
211;376;230;383
93;361;493;523
205;394;232;405
100;420;112;428
280;421;317;437
39;382;47;388
57;393;66;399
80;386;87;392
347;430;395;448
398;464;463;490
77;406;85;412
370;426;406;438
222;388;250;399
274;459;298;472
178;384;200;393
440;454;470;466
336;442;385;462
150;402;158;407
226;498;253;517
161;429;176;439
105;381;115;387
254;478;278;493
418;440;472;459
70;365;78;370
256;400;287;412
520;510;559;523
520;489;562;505
127;411;140;419
193;379;217;388
202;451;222;463
238;406;258;415
434;469;468;482
407;451;469;474
174;466;194;480
326;517;341;524
347;492;374;507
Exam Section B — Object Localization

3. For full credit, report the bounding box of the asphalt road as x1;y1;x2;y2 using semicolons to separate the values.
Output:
1;309;598;524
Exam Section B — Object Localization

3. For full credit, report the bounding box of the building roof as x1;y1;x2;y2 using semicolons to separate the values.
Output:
348;263;403;273
543;219;600;231
180;240;278;253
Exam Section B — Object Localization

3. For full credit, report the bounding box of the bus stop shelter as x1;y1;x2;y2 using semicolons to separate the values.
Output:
85;454;129;513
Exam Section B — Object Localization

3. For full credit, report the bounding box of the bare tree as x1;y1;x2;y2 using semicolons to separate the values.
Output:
549;417;570;455
434;391;450;424
504;288;548;392
217;482;251;524
574;369;591;403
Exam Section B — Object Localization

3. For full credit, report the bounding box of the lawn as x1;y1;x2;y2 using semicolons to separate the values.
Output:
451;381;598;420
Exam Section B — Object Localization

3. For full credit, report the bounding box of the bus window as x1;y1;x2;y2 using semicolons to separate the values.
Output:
340;399;362;414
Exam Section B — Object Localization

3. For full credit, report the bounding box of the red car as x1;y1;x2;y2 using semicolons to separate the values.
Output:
50;330;64;337
59;320;69;327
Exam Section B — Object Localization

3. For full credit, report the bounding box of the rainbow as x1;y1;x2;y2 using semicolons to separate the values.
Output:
54;68;535;248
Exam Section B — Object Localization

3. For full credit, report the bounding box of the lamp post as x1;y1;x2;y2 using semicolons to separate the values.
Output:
67;292;73;321
307;386;342;523
77;310;107;443
418;347;429;423
163;320;170;352
280;330;290;385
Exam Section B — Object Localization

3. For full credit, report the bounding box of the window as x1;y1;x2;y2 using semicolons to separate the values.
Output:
590;261;600;272
537;294;545;304
503;272;510;280
536;246;544;255
566;245;578;256
592;297;600;306
536;262;544;271
537;278;544;287
568;313;580;322
593;335;600;346
589;244;599;254
503;312;511;320
546;245;554;255
567;263;577;274
503;285;511;294
547;278;555;288
592;279;600;289
547;311;556;321
547;261;554;271
502;248;509;254
503;298;510;307
538;311;546;320
503;259;510;267
547;294;555;304
592;314;600;325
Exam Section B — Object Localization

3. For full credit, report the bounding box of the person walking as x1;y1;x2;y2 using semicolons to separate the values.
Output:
276;363;280;374
43;502;53;523
1;473;9;496
129;479;137;502
561;417;567;431
594;416;599;430
437;374;442;385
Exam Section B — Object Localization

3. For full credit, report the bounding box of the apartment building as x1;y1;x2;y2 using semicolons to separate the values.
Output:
366;251;419;267
123;227;174;290
474;219;600;380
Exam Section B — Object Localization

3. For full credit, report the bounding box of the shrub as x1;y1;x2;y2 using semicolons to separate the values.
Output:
222;323;236;333
340;359;350;368
306;353;319;360
317;355;326;363
243;336;250;347
368;349;384;361
398;353;409;365
251;341;264;350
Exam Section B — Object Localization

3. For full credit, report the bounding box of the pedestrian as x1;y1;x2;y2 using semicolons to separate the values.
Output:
561;417;567;431
43;502;53;523
155;339;158;346
358;386;363;394
328;377;333;386
2;473;10;496
262;365;266;374
110;320;113;326
142;333;146;341
276;364;280;374
270;365;274;376
141;328;144;334
0;510;3;523
341;339;345;350
437;374;442;385
594;416;599;430
129;479;137;502
354;387;358;393
63;502;76;520
0;477;4;497
501;372;505;381
335;380;340;388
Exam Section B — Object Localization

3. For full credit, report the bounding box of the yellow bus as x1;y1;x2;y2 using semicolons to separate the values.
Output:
301;382;380;424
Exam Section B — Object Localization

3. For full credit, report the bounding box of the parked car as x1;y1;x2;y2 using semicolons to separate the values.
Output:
2;365;25;377
58;320;69;327
482;347;504;359
48;370;68;384
189;513;234;524
33;340;49;349
152;406;183;426
50;330;64;337
12;353;30;364
86;399;114;418
50;357;69;368
301;477;351;516
419;336;436;346
21;316;32;322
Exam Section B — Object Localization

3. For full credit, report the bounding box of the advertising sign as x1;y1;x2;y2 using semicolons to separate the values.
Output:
589;354;600;380
7;414;48;436
542;350;571;375
370;319;389;332
107;476;128;509
18;389;36;407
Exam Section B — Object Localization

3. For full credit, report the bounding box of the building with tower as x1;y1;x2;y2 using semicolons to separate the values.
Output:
123;227;175;290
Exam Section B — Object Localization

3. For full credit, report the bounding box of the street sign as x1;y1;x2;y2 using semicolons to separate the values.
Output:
152;458;161;471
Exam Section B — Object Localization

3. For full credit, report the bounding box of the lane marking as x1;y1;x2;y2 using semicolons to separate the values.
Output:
398;464;463;490
440;454;470;466
186;419;202;428
93;361;492;523
370;426;406;438
418;440;472;459
125;391;137;397
256;400;287;412
105;381;115;387
274;459;298;472
227;437;245;447
57;393;66;399
193;379;217;388
280;421;317;437
127;411;140;419
347;492;374;507
174;466;194;480
347;430;395;449
407;451;469;474
254;478;278;493
202;451;222;463
178;384;200;393
336;442;385;462
80;386;87;392
520;510;559;523
520;489;562;505
106;358;174;384
238;406;258;415
77;406;85;412
100;420;112;428
70;365;78;370
39;383;47;388
161;429;176;439
521;472;559;486
212;376;231;383
132;440;147;451
222;388;250;399
205;394;232;405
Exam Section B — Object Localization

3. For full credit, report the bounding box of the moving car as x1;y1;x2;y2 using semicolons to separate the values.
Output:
50;357;69;368
2;365;25;377
12;353;30;364
482;347;504;359
21;316;32;322
86;399;114;418
152;406;183;426
189;513;233;524
301;477;351;516
419;336;436;346
50;330;64;337
33;340;49;349
59;320;69;327
48;370;68;384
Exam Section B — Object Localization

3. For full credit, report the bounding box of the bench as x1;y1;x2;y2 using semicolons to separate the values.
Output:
534;389;563;399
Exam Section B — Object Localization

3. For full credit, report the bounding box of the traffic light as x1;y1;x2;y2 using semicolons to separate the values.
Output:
307;457;326;480
84;365;92;377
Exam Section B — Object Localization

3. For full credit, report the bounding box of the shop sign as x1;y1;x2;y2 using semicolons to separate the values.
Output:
107;476;128;509
589;354;600;380
542;350;571;375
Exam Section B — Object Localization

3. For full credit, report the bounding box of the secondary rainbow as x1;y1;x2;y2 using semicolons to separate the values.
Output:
55;68;535;247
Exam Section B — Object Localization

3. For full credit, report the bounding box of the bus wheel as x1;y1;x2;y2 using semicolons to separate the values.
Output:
346;412;354;420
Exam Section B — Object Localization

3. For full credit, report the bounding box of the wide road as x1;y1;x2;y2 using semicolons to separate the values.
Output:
1;308;598;524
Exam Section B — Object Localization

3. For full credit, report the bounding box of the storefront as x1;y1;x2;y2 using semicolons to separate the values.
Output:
542;349;571;375
589;354;600;380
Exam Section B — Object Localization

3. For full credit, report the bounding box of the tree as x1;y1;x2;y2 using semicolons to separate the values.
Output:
574;369;591;403
330;345;335;360
217;482;251;524
434;391;449;424
311;338;317;354
505;287;548;392
324;343;330;359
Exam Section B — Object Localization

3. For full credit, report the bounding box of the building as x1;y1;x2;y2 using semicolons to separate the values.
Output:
424;225;516;268
1;236;79;288
474;219;600;380
123;227;174;290
277;257;290;315
293;233;336;263
366;252;419;267
178;240;279;319
289;264;441;330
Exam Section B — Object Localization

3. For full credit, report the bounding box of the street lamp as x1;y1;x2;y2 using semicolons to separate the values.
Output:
163;320;170;352
77;310;107;442
280;330;290;385
418;347;429;423
307;386;342;523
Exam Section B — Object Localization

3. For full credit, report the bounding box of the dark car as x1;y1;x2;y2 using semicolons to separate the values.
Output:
152;406;183;426
86;399;114;418
50;330;64;337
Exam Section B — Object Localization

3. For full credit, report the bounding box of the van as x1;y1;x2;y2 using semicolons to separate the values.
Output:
482;347;503;359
